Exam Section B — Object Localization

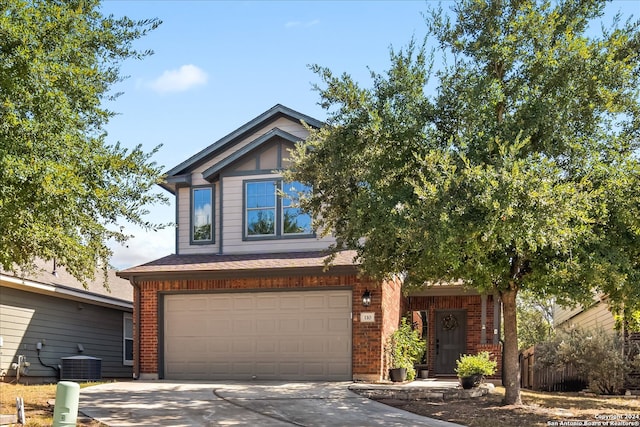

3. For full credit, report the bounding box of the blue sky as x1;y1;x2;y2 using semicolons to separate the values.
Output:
100;0;638;269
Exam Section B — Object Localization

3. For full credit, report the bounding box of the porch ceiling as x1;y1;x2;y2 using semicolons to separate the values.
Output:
408;283;481;297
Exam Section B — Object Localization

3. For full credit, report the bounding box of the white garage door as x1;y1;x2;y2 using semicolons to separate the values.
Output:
163;290;352;380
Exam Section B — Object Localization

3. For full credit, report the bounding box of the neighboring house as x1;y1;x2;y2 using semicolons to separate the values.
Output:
554;294;616;332
117;104;502;382
0;259;133;383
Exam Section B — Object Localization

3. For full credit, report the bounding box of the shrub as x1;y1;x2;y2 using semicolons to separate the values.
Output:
387;318;426;381
536;327;630;394
455;351;497;378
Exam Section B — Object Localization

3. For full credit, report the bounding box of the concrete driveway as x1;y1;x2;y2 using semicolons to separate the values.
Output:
80;381;462;426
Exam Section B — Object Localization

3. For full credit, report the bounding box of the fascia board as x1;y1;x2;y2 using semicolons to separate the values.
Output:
164;104;323;178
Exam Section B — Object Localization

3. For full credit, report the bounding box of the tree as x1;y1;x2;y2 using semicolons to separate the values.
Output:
0;0;166;284
517;291;554;351
286;0;640;405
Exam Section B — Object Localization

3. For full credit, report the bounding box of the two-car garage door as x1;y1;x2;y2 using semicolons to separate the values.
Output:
163;290;352;380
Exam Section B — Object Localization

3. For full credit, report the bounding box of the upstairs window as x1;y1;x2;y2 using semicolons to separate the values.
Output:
246;181;277;236
192;187;213;243
282;181;312;235
244;180;313;239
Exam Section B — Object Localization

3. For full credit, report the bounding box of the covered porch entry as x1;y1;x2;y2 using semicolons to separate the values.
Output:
407;285;503;379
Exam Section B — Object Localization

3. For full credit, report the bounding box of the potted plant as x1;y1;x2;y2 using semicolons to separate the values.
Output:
454;351;497;389
387;318;426;382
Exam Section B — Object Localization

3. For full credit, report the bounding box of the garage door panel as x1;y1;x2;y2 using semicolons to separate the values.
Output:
164;290;352;380
233;296;256;310
303;340;324;353
279;340;300;354
328;363;350;376
256;319;276;333
279;318;301;333
280;362;302;375
304;363;324;375
303;317;326;332
256;295;279;309
208;340;230;353
166;296;207;311
232;318;254;333
169;315;210;336
329;339;350;353
209;297;232;310
303;295;326;309
231;362;253;375
328;318;350;332
210;318;231;331
255;340;276;353
329;294;351;308
279;296;303;309
255;362;277;375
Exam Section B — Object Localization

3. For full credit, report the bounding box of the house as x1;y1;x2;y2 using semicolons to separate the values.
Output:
0;259;134;383
117;104;502;382
554;294;616;332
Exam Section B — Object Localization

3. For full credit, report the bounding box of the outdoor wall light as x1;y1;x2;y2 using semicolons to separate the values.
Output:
362;289;372;307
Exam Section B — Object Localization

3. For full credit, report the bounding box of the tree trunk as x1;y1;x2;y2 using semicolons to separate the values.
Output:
501;286;522;405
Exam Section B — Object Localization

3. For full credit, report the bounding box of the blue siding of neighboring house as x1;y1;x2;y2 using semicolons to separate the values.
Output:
0;286;132;383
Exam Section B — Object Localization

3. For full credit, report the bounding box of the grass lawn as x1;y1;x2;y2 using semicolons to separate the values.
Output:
377;386;640;427
0;382;105;427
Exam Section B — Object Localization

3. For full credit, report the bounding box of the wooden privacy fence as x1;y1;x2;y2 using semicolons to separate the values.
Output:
520;345;587;392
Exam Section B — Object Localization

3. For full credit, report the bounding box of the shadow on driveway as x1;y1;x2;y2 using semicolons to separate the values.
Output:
80;381;462;426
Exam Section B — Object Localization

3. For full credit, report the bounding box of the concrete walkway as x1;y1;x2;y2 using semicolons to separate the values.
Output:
80;381;464;426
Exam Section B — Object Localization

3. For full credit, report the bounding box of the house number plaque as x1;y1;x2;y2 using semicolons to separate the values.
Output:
360;312;375;322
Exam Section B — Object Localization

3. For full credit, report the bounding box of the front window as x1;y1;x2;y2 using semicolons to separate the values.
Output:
246;181;276;236
244;180;313;239
282;181;312;234
123;313;133;366
192;187;213;242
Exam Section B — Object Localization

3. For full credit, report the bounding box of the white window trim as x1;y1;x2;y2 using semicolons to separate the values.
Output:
123;312;133;366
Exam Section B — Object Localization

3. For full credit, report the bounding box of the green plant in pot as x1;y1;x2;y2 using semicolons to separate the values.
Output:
455;351;497;389
388;318;426;382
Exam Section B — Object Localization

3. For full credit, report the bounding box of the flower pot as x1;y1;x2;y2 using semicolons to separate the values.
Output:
389;367;407;382
460;374;483;389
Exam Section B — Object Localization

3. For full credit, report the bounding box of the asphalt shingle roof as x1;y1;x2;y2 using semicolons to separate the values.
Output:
117;250;359;279
1;258;132;303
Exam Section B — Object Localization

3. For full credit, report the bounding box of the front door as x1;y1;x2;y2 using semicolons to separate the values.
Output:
434;310;466;375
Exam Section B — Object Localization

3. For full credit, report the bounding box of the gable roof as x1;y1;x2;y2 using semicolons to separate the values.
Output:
202;127;301;182
1;259;132;310
117;250;359;280
160;104;323;194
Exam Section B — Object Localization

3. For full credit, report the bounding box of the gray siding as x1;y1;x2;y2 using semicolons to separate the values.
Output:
0;286;132;382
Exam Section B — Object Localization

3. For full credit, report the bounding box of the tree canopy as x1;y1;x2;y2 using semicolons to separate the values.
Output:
286;0;640;404
0;0;166;284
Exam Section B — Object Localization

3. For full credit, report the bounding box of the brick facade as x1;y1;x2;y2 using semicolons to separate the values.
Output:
130;272;501;382
131;272;404;381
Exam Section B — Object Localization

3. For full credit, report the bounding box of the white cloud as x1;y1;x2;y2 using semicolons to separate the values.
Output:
285;19;320;29
148;64;208;94
110;226;174;270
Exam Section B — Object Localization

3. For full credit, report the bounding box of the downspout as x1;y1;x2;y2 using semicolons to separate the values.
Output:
131;277;141;380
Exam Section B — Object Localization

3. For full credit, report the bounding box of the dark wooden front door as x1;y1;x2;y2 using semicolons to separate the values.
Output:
434;310;467;374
